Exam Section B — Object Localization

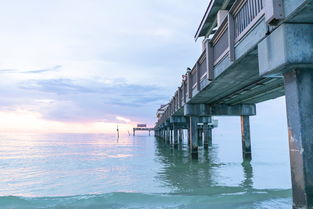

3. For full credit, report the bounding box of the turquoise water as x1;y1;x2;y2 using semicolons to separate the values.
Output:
0;130;292;209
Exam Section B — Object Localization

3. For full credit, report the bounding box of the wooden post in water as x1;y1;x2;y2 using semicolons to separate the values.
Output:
173;126;178;148
167;126;171;144
190;116;199;159
179;129;183;143
198;126;203;146
203;117;212;149
284;69;313;209
240;116;251;160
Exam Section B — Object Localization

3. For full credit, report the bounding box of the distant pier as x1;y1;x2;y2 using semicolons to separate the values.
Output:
154;0;313;208
133;124;154;136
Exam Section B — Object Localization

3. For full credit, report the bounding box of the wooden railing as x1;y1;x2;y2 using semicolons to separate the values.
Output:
233;0;264;42
183;80;188;103
191;69;197;89
198;52;207;80
212;18;229;65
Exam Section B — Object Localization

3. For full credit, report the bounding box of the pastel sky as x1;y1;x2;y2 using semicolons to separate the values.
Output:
0;0;288;134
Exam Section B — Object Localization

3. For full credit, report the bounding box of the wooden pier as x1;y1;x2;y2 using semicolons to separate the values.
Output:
154;0;313;208
133;124;154;136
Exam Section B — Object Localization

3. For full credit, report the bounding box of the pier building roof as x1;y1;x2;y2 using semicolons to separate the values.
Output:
194;0;236;40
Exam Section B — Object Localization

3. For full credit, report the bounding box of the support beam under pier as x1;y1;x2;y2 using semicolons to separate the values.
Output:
185;103;255;158
284;68;313;209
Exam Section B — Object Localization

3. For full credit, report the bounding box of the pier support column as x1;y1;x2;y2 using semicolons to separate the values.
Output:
284;68;313;209
189;116;199;159
179;129;183;143
198;127;203;146
166;127;171;144
163;129;166;141
173;127;178;148
187;118;191;146
169;128;173;144
240;115;251;160
203;124;212;149
161;128;165;140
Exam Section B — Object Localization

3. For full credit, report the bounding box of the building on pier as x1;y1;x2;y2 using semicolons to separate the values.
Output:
154;0;313;208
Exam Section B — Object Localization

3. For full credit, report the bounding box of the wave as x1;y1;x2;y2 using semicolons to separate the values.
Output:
0;187;291;209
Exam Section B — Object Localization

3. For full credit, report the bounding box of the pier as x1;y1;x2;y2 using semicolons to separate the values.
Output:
154;0;313;208
133;124;154;136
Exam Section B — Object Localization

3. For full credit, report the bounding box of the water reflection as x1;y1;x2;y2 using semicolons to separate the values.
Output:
154;138;255;195
155;139;219;194
240;160;254;191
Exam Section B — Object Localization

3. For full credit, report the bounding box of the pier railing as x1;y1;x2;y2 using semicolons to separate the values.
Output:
233;0;264;41
212;18;229;65
156;0;266;128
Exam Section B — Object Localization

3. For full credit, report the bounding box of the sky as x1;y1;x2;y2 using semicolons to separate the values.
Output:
0;0;288;134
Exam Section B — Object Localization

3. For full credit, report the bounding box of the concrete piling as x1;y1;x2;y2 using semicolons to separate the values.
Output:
179;129;183;143
203;123;212;149
190;116;199;159
170;128;172;143
197;126;203;146
240;115;252;160
166;126;171;144
173;127;178;148
284;68;313;209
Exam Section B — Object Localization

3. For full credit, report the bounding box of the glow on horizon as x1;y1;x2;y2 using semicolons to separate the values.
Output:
0;109;137;134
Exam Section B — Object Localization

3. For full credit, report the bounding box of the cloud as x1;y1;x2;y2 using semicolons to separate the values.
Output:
0;69;17;73
116;116;131;123
0;65;62;74
4;78;169;124
23;65;62;74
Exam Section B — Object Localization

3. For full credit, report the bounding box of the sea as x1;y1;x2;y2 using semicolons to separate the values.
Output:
0;125;292;208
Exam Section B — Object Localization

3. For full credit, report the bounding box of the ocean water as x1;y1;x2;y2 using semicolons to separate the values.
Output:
0;130;292;209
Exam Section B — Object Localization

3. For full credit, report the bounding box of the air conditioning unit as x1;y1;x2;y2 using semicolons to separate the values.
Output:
217;10;228;28
265;0;284;25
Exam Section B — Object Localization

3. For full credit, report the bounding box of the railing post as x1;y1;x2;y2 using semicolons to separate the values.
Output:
182;81;186;104
196;62;201;91
205;40;214;81
228;13;235;61
184;81;187;103
178;87;181;108
173;95;176;112
176;91;178;110
187;70;192;98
